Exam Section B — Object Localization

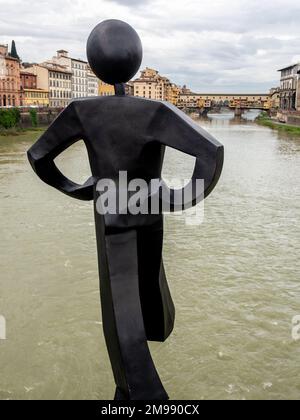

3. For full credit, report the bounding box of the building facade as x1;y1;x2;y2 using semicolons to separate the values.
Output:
296;70;300;112
167;83;181;106
198;98;212;109
278;63;300;110
24;64;49;90
71;57;88;99
22;89;49;107
20;71;37;89
20;70;49;107
177;93;199;108
98;80;115;96
125;82;134;96
53;50;88;99
297;75;300;112
269;88;280;110
40;62;72;108
0;44;22;107
133;68;173;101
87;65;98;97
28;50;99;106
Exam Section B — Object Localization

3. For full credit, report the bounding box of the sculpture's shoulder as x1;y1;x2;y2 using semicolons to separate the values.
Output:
70;96;107;110
158;100;193;119
71;95;164;113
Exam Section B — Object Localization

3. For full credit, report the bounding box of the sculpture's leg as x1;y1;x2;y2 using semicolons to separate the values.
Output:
137;219;175;342
114;387;127;400
95;216;169;400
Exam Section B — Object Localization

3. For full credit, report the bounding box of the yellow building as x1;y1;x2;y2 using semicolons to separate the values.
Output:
22;88;49;107
134;68;162;100
99;80;115;96
198;98;212;108
177;94;199;108
166;83;181;106
133;68;181;103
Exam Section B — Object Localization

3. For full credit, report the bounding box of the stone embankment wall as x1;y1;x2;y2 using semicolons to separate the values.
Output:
19;108;62;128
277;111;300;126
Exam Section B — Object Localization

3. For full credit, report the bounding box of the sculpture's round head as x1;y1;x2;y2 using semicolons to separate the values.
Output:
87;19;143;85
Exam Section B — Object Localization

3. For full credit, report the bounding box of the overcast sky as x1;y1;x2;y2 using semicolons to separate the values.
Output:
0;0;300;93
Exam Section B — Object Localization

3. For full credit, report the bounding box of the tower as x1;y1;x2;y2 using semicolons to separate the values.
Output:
10;40;20;60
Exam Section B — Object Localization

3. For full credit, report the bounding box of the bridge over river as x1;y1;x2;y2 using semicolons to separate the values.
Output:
178;92;271;116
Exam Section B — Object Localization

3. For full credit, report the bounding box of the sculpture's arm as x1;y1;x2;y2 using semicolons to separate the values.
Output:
27;102;93;201
151;102;224;211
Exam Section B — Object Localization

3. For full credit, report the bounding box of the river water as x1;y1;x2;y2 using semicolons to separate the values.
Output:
0;111;299;400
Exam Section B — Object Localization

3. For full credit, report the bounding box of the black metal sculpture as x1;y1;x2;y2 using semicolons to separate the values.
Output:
27;19;224;400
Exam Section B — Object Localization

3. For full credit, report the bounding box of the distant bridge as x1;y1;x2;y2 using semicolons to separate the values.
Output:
199;104;270;117
178;93;271;116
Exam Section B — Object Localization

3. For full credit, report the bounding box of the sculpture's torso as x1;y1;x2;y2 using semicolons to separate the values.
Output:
75;96;166;184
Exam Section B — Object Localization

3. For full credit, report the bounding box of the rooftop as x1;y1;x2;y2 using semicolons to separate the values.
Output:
41;62;72;74
20;70;36;76
4;55;20;62
278;63;300;72
55;50;87;64
71;57;88;64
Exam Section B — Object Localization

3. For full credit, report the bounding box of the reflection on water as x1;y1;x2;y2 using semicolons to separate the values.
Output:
0;113;300;400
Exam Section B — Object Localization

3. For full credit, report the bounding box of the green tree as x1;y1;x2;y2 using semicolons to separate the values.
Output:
0;108;21;129
10;40;20;60
29;109;38;127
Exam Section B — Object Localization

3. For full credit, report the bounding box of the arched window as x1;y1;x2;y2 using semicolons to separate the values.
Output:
8;95;11;106
12;96;16;106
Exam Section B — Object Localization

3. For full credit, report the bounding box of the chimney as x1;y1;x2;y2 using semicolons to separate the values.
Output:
57;50;69;58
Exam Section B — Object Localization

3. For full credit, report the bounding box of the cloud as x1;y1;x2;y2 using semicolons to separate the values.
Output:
0;0;299;92
108;0;152;6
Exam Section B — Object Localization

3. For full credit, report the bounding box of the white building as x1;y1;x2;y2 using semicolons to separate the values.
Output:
87;65;98;97
53;50;88;99
71;57;88;99
278;63;300;110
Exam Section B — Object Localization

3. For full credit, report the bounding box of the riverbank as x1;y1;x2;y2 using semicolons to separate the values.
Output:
0;107;61;137
256;113;300;136
0;127;45;137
